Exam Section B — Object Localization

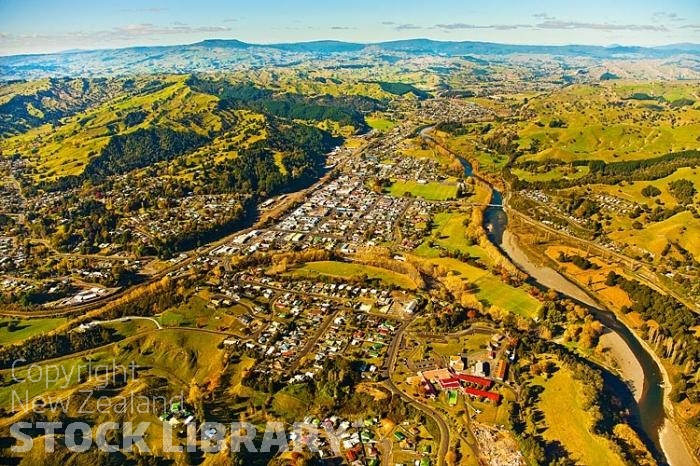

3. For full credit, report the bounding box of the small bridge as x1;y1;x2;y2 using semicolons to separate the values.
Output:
466;203;503;208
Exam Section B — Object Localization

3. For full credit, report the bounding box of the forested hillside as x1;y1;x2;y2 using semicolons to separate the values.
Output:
0;73;355;258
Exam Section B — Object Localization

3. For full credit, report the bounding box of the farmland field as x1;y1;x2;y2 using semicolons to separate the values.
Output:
515;82;700;163
0;317;67;345
608;210;700;260
578;166;700;208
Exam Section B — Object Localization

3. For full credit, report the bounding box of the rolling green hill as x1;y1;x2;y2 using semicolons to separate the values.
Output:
0;77;187;137
2;74;361;188
515;82;700;164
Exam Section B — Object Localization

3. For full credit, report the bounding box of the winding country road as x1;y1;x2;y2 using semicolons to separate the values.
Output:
383;319;451;466
80;315;163;329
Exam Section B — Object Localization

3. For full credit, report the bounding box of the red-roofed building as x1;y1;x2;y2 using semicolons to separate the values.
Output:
463;387;501;403
437;377;461;390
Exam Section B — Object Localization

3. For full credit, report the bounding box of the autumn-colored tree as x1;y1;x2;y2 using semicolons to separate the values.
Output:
187;378;202;405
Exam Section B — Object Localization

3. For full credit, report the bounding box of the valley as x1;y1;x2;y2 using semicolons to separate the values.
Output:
0;37;699;466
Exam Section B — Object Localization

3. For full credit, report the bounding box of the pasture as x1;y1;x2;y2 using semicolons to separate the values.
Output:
290;260;419;290
534;363;626;466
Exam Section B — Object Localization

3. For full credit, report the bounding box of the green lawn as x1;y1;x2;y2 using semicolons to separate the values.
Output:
290;260;418;290
414;211;489;262
422;257;540;317
535;365;626;466
431;333;493;355
366;116;396;131
0;317;67;346
473;274;540;316
387;180;458;201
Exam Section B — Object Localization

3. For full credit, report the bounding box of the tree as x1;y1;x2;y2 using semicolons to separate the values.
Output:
668;179;696;205
641;185;661;197
604;271;618;287
187;379;203;405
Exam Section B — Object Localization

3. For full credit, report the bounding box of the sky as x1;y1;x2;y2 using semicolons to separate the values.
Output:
0;0;699;56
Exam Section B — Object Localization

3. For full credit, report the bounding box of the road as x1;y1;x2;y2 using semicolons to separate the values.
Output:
80;315;163;330
0;139;373;320
383;319;450;466
286;307;341;374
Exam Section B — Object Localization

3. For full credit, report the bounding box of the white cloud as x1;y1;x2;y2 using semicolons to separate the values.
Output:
394;23;424;31
652;12;686;22
436;23;530;31
535;19;668;32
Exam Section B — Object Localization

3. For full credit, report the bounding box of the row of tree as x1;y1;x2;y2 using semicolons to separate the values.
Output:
510;150;700;190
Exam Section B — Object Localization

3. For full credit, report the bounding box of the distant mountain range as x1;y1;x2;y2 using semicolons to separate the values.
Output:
2;38;699;80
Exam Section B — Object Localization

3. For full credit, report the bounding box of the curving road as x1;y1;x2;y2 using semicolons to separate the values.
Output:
384;319;450;466
81;315;163;329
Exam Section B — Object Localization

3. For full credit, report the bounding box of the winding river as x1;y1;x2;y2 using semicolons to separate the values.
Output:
482;185;700;466
482;188;663;450
421;126;696;464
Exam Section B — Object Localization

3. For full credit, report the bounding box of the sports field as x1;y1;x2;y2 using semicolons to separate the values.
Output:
388;180;458;201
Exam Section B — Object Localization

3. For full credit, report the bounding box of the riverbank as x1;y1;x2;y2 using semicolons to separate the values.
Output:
661;419;699;466
598;331;645;402
502;230;646;399
429;127;697;464
500;229;698;466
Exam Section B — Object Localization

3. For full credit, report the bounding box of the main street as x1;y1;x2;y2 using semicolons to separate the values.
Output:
0;133;376;320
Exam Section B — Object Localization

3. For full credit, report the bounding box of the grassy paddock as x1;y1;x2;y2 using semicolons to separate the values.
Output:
366;116;396;131
0;317;67;346
535;363;626;466
290;260;418;290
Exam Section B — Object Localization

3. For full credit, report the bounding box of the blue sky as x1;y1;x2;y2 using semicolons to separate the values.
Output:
0;0;698;55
